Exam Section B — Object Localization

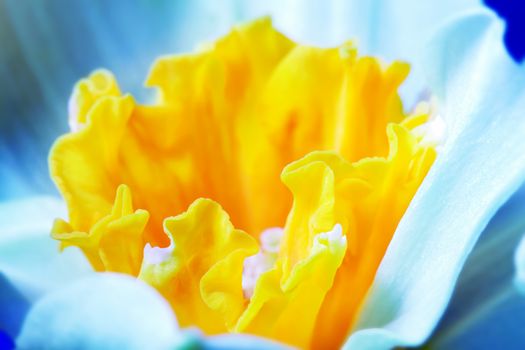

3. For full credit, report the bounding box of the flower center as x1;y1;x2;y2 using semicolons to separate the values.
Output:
242;227;283;299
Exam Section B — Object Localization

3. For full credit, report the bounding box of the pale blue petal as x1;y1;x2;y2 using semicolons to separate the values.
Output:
345;10;525;349
427;182;525;348
16;273;185;350
0;197;91;299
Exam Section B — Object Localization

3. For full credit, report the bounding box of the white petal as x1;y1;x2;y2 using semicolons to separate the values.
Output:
346;10;525;349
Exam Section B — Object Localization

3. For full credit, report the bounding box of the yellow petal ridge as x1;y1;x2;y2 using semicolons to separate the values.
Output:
236;224;347;349
279;126;435;348
139;198;258;334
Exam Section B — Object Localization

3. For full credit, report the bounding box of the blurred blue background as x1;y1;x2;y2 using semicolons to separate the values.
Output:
485;0;525;61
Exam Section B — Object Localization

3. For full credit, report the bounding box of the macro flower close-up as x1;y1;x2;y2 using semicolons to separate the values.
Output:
1;1;525;349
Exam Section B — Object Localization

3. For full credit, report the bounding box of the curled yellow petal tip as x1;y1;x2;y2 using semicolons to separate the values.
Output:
68;69;121;131
139;198;258;334
52;184;148;275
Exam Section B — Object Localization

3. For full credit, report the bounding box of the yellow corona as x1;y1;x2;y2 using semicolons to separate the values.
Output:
50;18;437;349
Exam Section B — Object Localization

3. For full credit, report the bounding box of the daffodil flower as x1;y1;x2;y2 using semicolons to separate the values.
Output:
2;4;525;350
41;16;440;348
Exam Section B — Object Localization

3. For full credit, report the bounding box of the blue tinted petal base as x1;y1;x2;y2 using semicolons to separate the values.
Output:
345;10;525;349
